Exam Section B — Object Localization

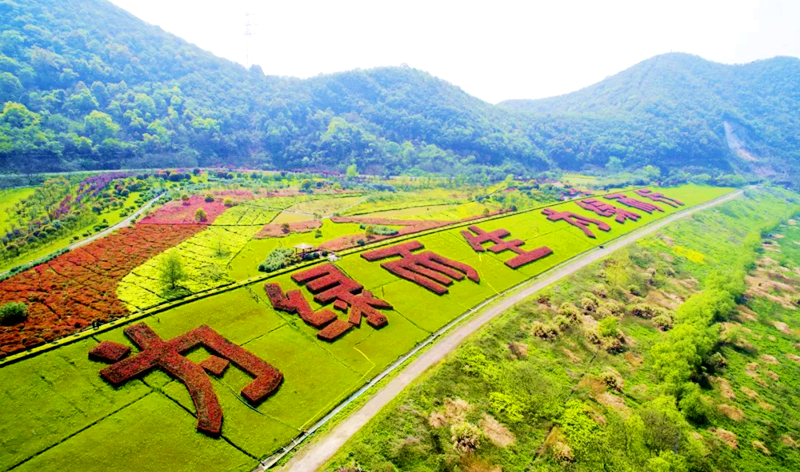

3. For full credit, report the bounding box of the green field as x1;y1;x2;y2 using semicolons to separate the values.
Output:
0;184;733;471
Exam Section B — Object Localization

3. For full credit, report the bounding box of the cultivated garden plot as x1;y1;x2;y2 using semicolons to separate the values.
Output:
0;184;732;471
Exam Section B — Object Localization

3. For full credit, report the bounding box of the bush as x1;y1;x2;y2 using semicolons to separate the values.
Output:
194;207;207;222
223;197;234;207
554;315;572;331
653;313;674;331
258;248;294;273
558;302;581;322
531;321;559;340
372;225;399;236
0;302;28;325
591;283;608;298
451;422;482;452
597;316;620;338
580;296;598;312
204;194;214;202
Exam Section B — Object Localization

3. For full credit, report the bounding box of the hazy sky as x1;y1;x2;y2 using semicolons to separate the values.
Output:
107;0;800;103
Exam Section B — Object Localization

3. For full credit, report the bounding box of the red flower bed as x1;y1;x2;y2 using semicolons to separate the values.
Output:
0;223;204;356
541;208;611;238
92;323;283;435
361;241;480;295
460;225;553;269
317;319;354;341
140;191;255;225
264;283;338;328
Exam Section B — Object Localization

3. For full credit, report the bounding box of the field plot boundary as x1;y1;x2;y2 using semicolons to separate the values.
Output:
274;188;744;472
0;186;646;368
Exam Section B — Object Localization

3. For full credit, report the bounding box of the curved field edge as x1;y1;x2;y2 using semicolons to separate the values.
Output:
319;186;800;472
0;184;730;472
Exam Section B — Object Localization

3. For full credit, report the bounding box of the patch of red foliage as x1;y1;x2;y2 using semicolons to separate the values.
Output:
92;322;283;435
460;225;553;269
576;198;640;223
634;189;684;208
255;219;322;238
361;241;480;294
541;208;611;238
140;191;255;225
0;223;204;356
265;263;392;341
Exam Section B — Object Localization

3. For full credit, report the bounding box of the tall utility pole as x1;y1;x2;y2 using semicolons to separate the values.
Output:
244;12;255;68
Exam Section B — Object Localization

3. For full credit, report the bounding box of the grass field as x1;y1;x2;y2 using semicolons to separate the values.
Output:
0;187;36;235
0;184;734;471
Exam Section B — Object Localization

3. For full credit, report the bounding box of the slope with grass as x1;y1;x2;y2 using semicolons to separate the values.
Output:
322;186;800;472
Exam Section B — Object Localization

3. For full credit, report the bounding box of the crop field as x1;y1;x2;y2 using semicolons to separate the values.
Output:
0;182;734;471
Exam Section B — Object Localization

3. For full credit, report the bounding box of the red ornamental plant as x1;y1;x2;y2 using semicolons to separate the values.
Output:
265;263;392;341
604;194;664;213
576;198;641;223
541;208;611;239
634;189;684;208
460;225;553;269
89;323;283;436
361;241;480;295
0;223;204;356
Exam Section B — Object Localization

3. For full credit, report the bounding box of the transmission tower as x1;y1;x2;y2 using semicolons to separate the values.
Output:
244;12;256;68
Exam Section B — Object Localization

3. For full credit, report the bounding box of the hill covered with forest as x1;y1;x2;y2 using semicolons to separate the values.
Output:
1;0;799;182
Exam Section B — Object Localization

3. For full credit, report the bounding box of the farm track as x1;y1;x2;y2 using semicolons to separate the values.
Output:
0;194;163;280
276;188;744;472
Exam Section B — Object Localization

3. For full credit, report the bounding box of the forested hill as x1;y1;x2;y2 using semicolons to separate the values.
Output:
1;0;799;181
500;53;800;178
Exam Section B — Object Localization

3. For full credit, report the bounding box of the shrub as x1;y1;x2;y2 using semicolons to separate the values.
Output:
258;248;295;273
194;208;207;222
554;315;572;331
679;383;713;424
372;225;399;236
314;229;322;238
531;321;559;340
597;316;620;338
599;368;624;391
223;197;234;207
653;313;674;331
204;194;214;202
596;307;613;319
0;302;28;325
558;302;581;322
451;422;482;452
628;284;641;296
181;193;190;202
580;296;597;312
628;303;663;319
591;283;608;298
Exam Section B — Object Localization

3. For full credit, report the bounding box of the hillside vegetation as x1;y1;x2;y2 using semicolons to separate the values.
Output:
2;1;800;181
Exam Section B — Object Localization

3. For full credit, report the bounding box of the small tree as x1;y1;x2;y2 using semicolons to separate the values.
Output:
194;207;207;222
365;225;375;239
223;197;234;207
159;251;186;290
281;223;290;233
181;193;190;203
345;164;359;179
0;302;28;325
204;194;214;202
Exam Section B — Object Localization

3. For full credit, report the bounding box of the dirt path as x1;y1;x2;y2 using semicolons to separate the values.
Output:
277;189;744;472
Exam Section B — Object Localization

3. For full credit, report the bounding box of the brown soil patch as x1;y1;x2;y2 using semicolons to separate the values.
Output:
758;401;775;410
788;219;797;226
710;377;736;400
788;353;800;364
745;362;760;378
596;392;631;416
577;376;607;396
479;413;516;447
661;235;675;246
581;314;598;330
772;321;793;335
255;219;322;238
746;270;797;309
623;352;644;368
562;348;582;363
759;354;778;365
752;440;772;456
710;428;738;448
429;398;471;428
741;387;759;399
508;342;529;359
767;371;779;381
659;252;675;263
645;289;682;310
691;432;703;441
718;404;745;421
781;435;799;447
737;305;759;322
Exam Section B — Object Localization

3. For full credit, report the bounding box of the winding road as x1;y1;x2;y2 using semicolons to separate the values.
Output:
0;194;162;280
277;189;744;472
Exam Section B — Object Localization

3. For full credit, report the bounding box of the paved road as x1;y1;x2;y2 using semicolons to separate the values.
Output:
280;189;744;472
70;193;163;250
0;194;162;279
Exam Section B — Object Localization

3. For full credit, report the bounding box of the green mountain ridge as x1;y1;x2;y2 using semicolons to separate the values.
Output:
1;0;799;182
